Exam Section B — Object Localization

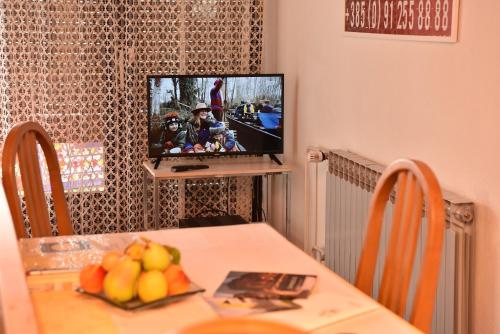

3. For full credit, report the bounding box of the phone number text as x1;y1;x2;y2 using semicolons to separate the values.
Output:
345;0;453;36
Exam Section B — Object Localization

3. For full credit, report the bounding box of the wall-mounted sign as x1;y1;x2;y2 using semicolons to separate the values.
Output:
345;0;459;42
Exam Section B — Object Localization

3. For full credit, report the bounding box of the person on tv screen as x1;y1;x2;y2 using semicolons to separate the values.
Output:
258;99;281;129
210;78;224;121
234;100;256;121
256;99;272;114
205;127;225;152
158;111;186;154
205;126;246;153
242;101;256;122
234;100;246;119
244;102;256;115
184;102;222;153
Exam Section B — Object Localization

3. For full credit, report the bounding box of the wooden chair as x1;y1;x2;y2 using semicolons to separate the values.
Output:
355;159;445;333
178;318;306;334
2;121;72;238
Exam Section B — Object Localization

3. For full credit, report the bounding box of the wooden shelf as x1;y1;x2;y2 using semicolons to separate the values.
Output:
143;159;292;180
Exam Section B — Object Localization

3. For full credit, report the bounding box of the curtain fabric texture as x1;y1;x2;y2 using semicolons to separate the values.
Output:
0;0;263;234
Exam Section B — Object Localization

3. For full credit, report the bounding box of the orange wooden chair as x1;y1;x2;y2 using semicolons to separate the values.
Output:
355;159;445;332
2;121;73;238
178;318;306;334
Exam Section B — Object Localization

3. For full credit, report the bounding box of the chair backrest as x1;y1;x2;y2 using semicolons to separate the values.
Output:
178;318;306;334
355;159;445;333
2;121;72;238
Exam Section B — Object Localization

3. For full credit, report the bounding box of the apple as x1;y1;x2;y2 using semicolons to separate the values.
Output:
101;251;122;272
79;264;106;294
164;264;190;295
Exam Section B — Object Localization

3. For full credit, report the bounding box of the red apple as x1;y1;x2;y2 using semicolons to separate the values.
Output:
80;264;107;294
163;264;190;296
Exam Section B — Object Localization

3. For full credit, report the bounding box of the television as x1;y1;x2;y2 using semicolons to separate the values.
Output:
147;74;284;160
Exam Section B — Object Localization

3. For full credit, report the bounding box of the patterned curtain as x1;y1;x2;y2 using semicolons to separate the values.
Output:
0;0;263;234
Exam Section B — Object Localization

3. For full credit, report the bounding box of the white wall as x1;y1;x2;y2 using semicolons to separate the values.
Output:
263;0;500;333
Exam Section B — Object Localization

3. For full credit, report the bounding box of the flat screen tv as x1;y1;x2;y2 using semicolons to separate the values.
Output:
147;74;284;159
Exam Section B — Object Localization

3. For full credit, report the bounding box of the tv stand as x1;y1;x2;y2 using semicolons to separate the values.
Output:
142;160;292;236
269;154;283;165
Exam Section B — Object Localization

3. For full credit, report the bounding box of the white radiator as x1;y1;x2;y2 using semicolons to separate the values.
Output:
321;150;473;334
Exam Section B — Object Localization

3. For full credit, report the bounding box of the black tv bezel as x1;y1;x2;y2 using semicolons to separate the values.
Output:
146;73;285;159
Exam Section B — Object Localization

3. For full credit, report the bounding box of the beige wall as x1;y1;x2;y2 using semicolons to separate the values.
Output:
263;0;500;333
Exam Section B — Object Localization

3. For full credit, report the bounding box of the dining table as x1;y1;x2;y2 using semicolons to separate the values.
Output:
5;222;423;334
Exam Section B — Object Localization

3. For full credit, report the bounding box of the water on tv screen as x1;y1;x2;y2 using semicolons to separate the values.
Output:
147;74;284;157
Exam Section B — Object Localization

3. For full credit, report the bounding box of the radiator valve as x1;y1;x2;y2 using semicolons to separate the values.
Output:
307;149;327;163
311;246;326;264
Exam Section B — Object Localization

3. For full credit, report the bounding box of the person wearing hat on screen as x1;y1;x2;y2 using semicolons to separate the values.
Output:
205;125;246;152
184;102;223;153
210;78;224;121
205;126;225;152
158;111;186;154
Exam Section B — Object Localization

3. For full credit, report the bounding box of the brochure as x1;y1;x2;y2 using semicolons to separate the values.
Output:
214;271;317;300
208;271;317;317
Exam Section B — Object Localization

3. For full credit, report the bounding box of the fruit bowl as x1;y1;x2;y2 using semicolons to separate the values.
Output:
76;282;205;311
77;237;203;310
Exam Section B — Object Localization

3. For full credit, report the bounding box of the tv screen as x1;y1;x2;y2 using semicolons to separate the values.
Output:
147;74;284;158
